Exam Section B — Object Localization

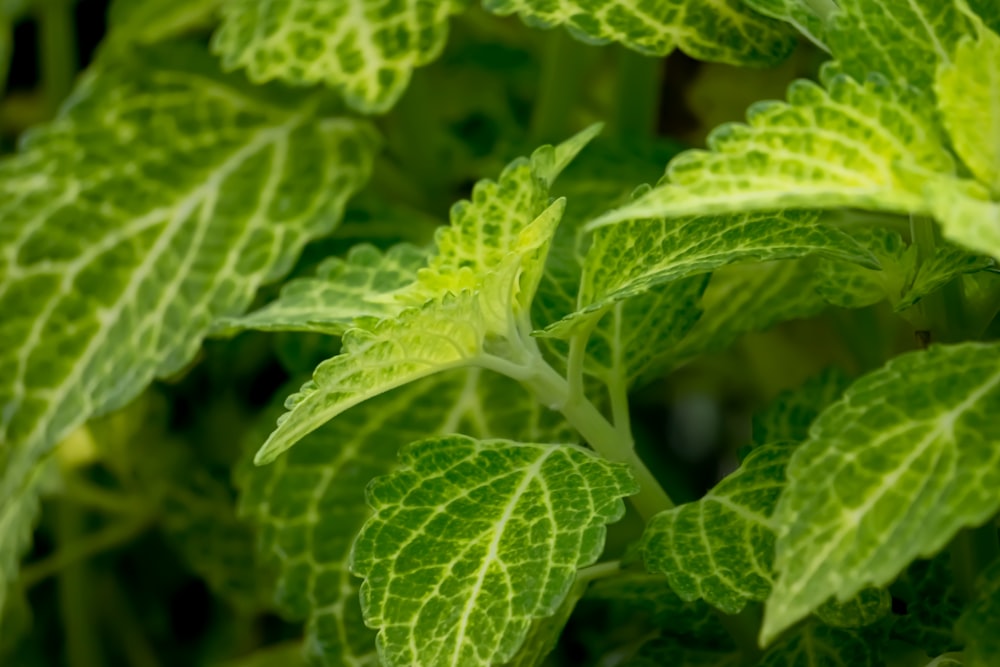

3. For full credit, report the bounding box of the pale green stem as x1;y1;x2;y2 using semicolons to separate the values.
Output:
803;0;840;19
24;513;154;589
566;313;601;406
950;523;1000;603
716;604;764;664
577;560;622;584
103;576;162;667
613;47;662;142
38;0;77;117
530;30;590;143
607;304;634;441
523;359;674;520
910;215;969;342
63;478;148;516
57;502;104;667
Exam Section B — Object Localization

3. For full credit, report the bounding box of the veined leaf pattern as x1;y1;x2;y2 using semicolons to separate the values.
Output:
763;342;1000;642
0;45;377;614
351;434;636;667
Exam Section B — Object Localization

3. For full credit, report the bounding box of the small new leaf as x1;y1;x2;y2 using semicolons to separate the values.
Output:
255;292;489;464
642;443;795;614
351;435;637;667
214;243;428;335
763;342;1000;643
255;129;599;463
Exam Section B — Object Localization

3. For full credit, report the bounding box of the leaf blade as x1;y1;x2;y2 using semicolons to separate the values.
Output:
763;342;1000;642
351;435;637;667
212;0;467;113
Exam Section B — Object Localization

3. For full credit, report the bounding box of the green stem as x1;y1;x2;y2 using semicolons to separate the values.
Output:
390;72;445;203
950;523;1000;603
103;575;162;667
613;47;662;142
607;304;634;441
38;0;77;117
910;215;962;343
530;30;591;144
576;560;621;584
63;478;148;516
24;513;154;589
524;360;674;520
716;604;764;665
56;502;103;667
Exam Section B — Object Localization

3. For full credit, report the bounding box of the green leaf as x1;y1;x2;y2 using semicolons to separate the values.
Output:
240;369;572;666
762;342;1000;643
956;559;1000;667
815;588;891;628
826;0;972;98
936;24;1000;195
351;435;637;667
925;179;1000;259
666;258;830;368
502;575;587;667
589;71;956;228
214;243;428;335
0;45;376;614
107;0;222;44
585;571;732;646
255;291;491;465
816;227;993;312
581;276;709;390
742;0;832;49
925;655;964;667
753;367;851;446
482;0;796;66
256;128;600;464
628;636;741;667
213;0;467;113
758;621;879;666
548;209;875;338
415;123;602;316
642;443;795;614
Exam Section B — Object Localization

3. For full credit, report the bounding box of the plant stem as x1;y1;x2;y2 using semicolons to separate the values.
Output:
56;502;103;667
910;215;962;343
613;47;661;142
716;604;764;664
103;575;162;667
390;72;446;203
524;360;674;520
24;513;154;589
950;523;1000;603
530;30;591;143
38;0;77;117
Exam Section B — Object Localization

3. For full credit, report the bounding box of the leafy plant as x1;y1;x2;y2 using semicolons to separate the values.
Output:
2;0;1000;666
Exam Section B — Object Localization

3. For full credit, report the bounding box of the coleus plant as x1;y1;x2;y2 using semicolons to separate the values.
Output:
2;0;1000;666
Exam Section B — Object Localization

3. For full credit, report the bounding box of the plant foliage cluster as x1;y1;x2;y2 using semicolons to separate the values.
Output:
2;0;1000;665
